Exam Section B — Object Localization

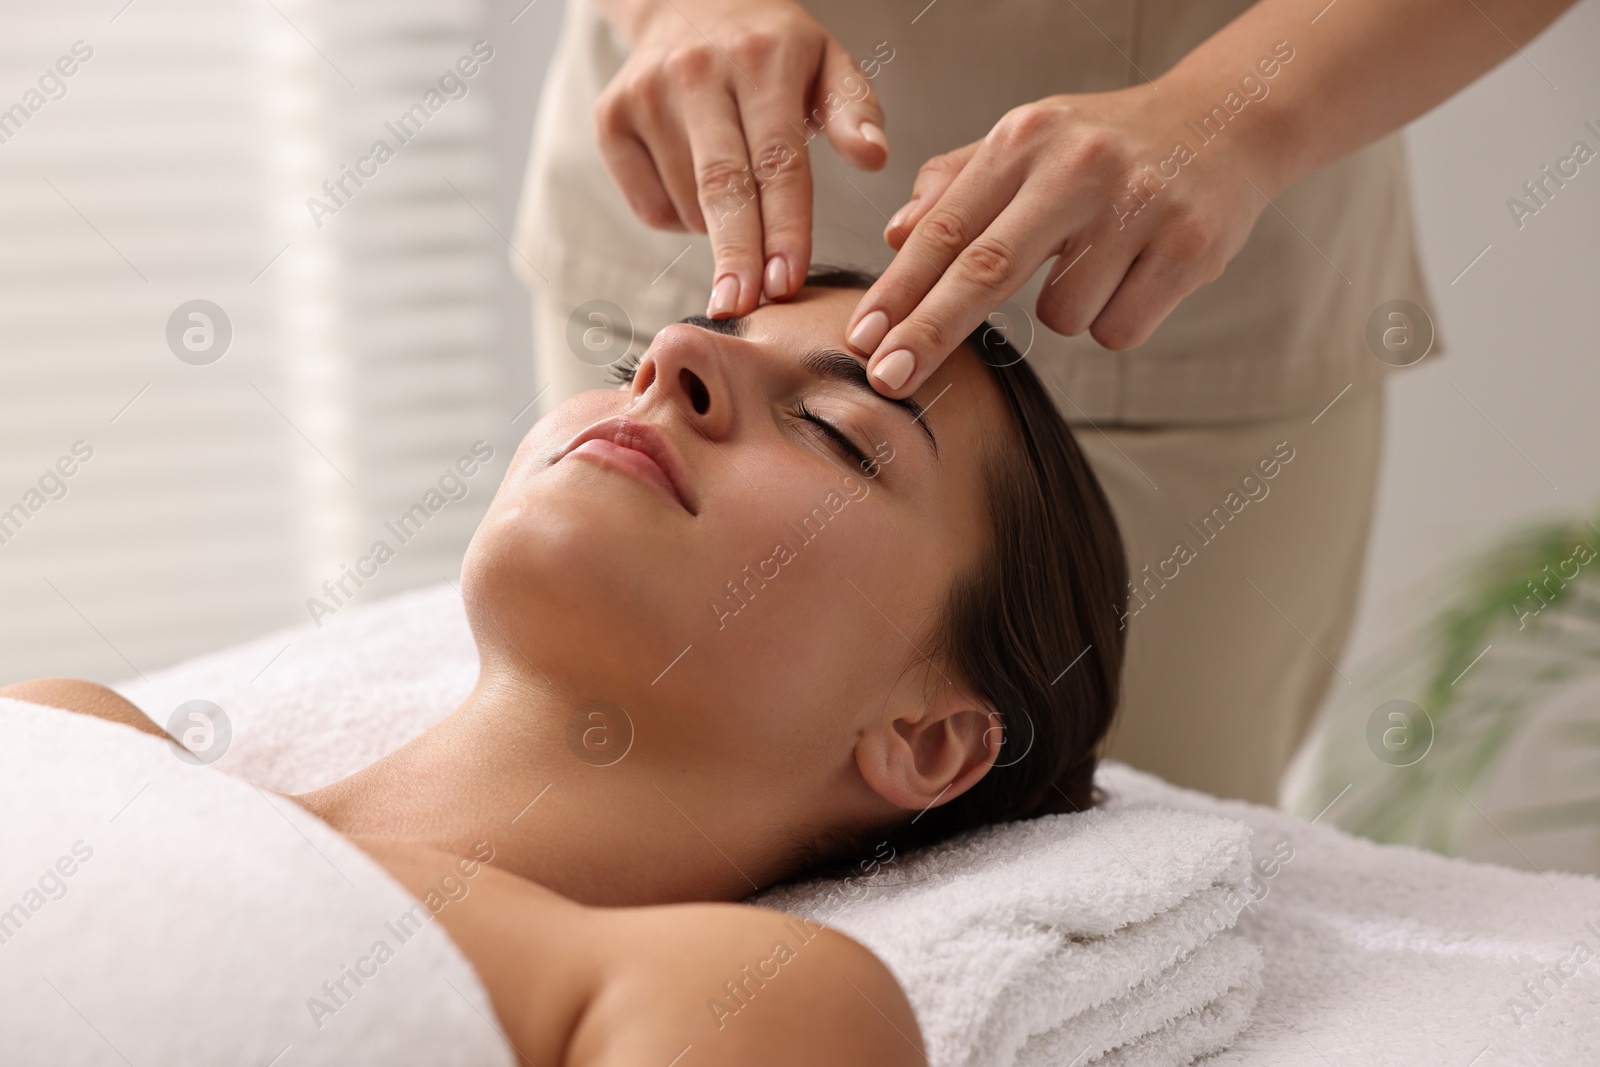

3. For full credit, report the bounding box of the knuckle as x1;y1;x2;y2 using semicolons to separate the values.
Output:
592;94;622;137
1037;301;1086;337
903;312;957;358
990;103;1053;150
916;208;968;258
1155;212;1218;267
749;138;802;182
1090;316;1141;351
638;198;681;229
726;28;780;66
661;44;716;86
918;152;958;180
695;158;752;199
1068;127;1121;173
957;237;1016;290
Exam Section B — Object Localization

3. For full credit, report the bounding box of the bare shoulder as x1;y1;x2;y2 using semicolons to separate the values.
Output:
343;835;606;1067
571;900;925;1067
0;677;171;741
336;839;924;1067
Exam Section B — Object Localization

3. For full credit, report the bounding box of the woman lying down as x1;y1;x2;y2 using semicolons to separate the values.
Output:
3;268;1127;1066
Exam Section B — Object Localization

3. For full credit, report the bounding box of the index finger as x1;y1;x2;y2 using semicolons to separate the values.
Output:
866;190;1075;395
850;156;1027;395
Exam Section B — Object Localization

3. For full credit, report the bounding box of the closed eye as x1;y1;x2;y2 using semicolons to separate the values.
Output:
793;399;872;468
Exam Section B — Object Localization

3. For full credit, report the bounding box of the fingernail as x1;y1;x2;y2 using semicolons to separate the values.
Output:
886;196;919;236
847;309;889;353
858;120;887;150
870;348;915;391
709;274;739;317
763;255;789;299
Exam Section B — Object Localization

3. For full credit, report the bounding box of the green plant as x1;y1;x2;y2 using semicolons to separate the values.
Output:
1282;512;1600;857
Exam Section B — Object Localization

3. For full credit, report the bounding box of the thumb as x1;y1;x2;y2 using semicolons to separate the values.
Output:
813;40;887;171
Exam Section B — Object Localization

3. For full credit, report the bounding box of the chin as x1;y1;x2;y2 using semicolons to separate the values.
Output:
460;474;693;685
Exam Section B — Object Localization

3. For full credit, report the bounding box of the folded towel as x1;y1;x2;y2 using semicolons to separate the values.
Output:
1020;935;1261;1067
1102;762;1600;1067
114;579;1600;1065
0;700;515;1067
753;805;1263;1067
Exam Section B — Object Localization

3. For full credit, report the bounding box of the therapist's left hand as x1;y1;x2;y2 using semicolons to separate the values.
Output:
844;86;1280;396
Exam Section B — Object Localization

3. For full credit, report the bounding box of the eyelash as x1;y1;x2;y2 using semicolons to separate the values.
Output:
793;399;872;468
607;353;870;468
607;352;642;387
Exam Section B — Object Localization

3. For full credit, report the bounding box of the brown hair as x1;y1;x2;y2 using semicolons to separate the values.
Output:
789;266;1129;879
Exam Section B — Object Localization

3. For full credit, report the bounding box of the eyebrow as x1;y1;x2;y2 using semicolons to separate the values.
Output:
675;315;939;458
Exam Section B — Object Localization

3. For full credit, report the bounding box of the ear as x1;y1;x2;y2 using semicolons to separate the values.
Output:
854;666;1001;813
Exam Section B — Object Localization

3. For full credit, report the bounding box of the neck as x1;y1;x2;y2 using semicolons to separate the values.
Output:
293;662;795;907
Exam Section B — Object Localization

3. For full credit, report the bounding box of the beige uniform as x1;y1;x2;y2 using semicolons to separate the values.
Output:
511;0;1443;803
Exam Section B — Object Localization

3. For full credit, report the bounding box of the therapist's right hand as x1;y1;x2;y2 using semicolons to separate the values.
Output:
592;0;889;318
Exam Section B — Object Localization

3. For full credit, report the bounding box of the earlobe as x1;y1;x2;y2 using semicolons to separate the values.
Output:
854;682;1001;814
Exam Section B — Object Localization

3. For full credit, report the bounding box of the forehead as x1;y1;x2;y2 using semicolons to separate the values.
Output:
742;286;1009;448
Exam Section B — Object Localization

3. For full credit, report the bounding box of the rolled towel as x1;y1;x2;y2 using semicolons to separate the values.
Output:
753;804;1262;1067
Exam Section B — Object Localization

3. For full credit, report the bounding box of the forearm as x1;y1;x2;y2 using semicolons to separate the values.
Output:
1159;0;1579;196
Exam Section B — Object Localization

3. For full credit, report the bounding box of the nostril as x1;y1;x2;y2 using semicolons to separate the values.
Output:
679;367;711;415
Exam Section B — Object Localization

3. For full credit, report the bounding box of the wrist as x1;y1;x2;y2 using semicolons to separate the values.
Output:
1154;46;1310;201
596;0;679;47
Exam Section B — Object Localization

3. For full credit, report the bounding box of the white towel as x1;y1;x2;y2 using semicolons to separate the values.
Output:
0;700;515;1067
1020;936;1262;1067
114;579;1600;1065
753;804;1262;1067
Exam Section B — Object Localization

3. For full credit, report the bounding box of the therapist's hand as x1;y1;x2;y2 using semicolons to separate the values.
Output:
592;0;889;319
844;85;1279;396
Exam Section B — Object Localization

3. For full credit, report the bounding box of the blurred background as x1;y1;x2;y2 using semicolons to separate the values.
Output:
2;1;1597;868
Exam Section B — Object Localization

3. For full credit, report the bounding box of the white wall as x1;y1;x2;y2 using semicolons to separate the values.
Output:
0;0;562;686
1342;0;1600;669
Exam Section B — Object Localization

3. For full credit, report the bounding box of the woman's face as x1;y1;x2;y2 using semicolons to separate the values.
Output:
463;285;1007;790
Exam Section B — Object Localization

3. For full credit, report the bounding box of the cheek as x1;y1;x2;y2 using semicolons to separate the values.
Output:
676;477;930;717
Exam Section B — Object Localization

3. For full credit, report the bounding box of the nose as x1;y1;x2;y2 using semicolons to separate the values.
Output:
632;323;736;440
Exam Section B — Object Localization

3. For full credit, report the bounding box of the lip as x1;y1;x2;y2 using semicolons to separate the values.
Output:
556;415;697;515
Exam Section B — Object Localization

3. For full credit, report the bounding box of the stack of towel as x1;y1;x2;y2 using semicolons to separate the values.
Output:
753;805;1264;1067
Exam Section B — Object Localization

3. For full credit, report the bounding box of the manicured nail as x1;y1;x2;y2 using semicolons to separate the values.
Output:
858;120;887;150
847;309;889;353
763;255;789;299
709;274;739;317
870;348;915;390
